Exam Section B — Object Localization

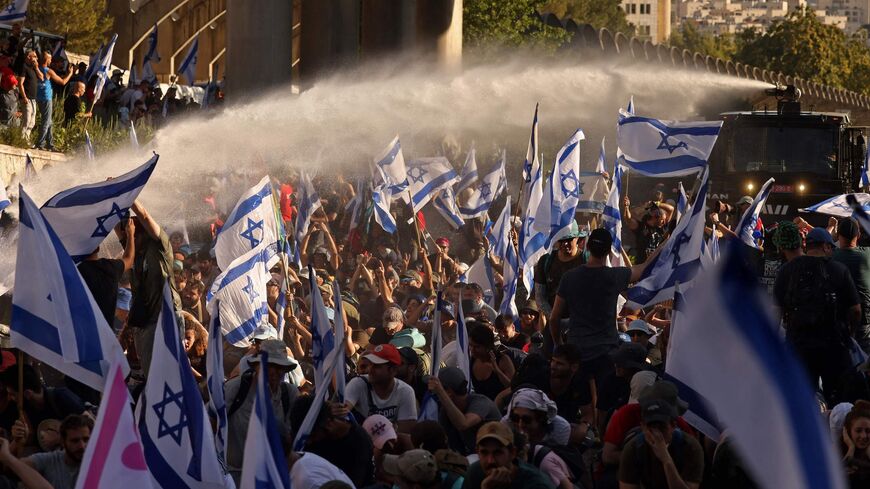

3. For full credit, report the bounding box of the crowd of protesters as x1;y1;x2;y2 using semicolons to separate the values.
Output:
0;23;221;152
0;163;869;489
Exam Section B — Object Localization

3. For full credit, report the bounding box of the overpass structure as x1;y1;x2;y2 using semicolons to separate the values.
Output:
538;14;870;125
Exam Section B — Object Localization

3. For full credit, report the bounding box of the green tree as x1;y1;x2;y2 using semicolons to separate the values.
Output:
541;0;633;35
464;0;570;52
27;0;112;53
734;7;870;93
668;20;736;60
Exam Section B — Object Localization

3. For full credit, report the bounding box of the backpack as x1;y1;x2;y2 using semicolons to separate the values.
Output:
783;258;843;344
227;368;292;419
528;443;587;489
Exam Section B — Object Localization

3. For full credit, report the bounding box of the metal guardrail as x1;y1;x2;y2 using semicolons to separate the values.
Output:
539;15;870;110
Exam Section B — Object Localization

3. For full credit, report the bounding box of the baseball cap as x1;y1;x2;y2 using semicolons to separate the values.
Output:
806;227;835;246
626;319;654;336
737;196;753;206
638;380;689;414
397;347;420;368
476;421;513;447
437;366;468;393
382;449;438;484
382;306;405;331
390;328;426;349
838;217;860;241
363;414;397;449
588;228;613;249
640;398;678;424
435;237;450;246
610;342;648;370
252;323;278;341
363;344;402;366
400;270;423;283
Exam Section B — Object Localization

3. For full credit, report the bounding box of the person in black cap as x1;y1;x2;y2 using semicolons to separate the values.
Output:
618;397;704;489
833;217;870;352
426;367;501;456
774;227;861;404
549;228;659;414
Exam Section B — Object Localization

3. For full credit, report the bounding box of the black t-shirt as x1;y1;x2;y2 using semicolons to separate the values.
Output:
77;258;124;326
305;424;374;487
534;251;585;308
129;231;182;327
773;255;860;347
63;93;84;124
557;266;632;361
548;374;592;423
21;65;38;99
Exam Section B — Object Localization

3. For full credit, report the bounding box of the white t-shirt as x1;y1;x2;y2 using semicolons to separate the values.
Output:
290;452;356;489
345;375;418;422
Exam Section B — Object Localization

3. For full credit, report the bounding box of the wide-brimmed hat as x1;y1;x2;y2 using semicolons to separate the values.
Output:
249;340;297;369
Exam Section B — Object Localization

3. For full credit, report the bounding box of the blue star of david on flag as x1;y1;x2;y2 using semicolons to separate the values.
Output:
91;202;129;238
671;232;692;267
239;217;264;248
242;276;259;303
560;170;582;198
657;132;689;154
5;3;15;14
407;166;428;184
479;183;492;200
152;384;189;445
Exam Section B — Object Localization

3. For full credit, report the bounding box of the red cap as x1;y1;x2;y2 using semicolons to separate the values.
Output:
363;344;402;366
0;350;16;372
435;237;450;246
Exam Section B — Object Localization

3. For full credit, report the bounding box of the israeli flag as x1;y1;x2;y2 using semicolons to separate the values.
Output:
371;173;397;234
137;282;226;489
373;136;408;198
676;181;688;223
332;280;347;403
625;95;635;116
205;302;228;466
292;170;321;267
662;283;722;441
239;351;292;489
130;122;139;148
179;37;199;85
345;179;365;233
0;176;9;214
522;104;539;185
207;245;277;347
433;187;465;230
214;175;279;271
40;154;157;262
625;167;711;309
602;159;626;267
129;63;138;86
52;39;67;62
455;287;472;394
84;130;96;161
458;152;506;219
464;254;496;308
702;231;720;270
406;157;459;213
24;153;35;180
862;149;870;188
490;198;513;259
85;44;105;82
801;193;870;218
457;148;479;192
75;358;152;489
736;178;774;250
499;240;519;318
520;138;547;301
418;292;446;422
538;129;586;248
11;187;128;391
93;34;118;102
0;0;28;22
669;242;847;489
617;115;722;177
143;24;161;64
596;137;607;174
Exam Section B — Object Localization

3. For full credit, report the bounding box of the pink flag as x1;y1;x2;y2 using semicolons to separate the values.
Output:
76;359;153;489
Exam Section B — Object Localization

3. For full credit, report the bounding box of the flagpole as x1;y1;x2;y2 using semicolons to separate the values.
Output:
406;190;423;249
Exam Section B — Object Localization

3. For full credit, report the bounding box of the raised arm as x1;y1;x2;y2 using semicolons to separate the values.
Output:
131;199;161;240
121;217;136;271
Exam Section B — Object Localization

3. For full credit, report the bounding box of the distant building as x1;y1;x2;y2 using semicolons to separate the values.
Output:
672;0;850;37
622;0;672;43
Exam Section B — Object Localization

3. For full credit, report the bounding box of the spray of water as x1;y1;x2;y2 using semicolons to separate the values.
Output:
0;57;766;294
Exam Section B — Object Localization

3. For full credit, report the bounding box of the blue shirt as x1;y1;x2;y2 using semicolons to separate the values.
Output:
36;66;52;101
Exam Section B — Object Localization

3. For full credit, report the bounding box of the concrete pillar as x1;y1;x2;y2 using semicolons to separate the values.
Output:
300;0;361;81
226;0;293;100
360;0;405;57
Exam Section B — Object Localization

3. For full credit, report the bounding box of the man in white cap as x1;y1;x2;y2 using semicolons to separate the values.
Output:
224;339;299;483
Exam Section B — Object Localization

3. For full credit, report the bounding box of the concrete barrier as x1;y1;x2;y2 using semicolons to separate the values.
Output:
0;146;67;186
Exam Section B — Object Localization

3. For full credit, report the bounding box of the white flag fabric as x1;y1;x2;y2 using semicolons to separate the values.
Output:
0;0;28;22
93;34;118;102
205;303;228;466
41;154;157;262
418;292;447;421
520;135;547;301
625;168;711;309
84;130;96;161
457;148;479;192
676;181;688;223
736;178;774;250
458;153;506;219
602;159;626;267
214;176;278;271
239;352;291;489
207;245;278;347
800;193;870;217
669;243;847;489
537;129;586;248
406;157;459;213
371;177;397;234
179;37;199;85
12;187;128;390
75;359;153;489
137;283;226;489
595;137;607;174
373;136;408;198
617;115;722;177
292;170;321;267
433;187;465;230
129;122;139;148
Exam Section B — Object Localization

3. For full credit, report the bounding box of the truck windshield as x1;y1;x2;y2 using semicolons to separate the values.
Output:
726;125;838;176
